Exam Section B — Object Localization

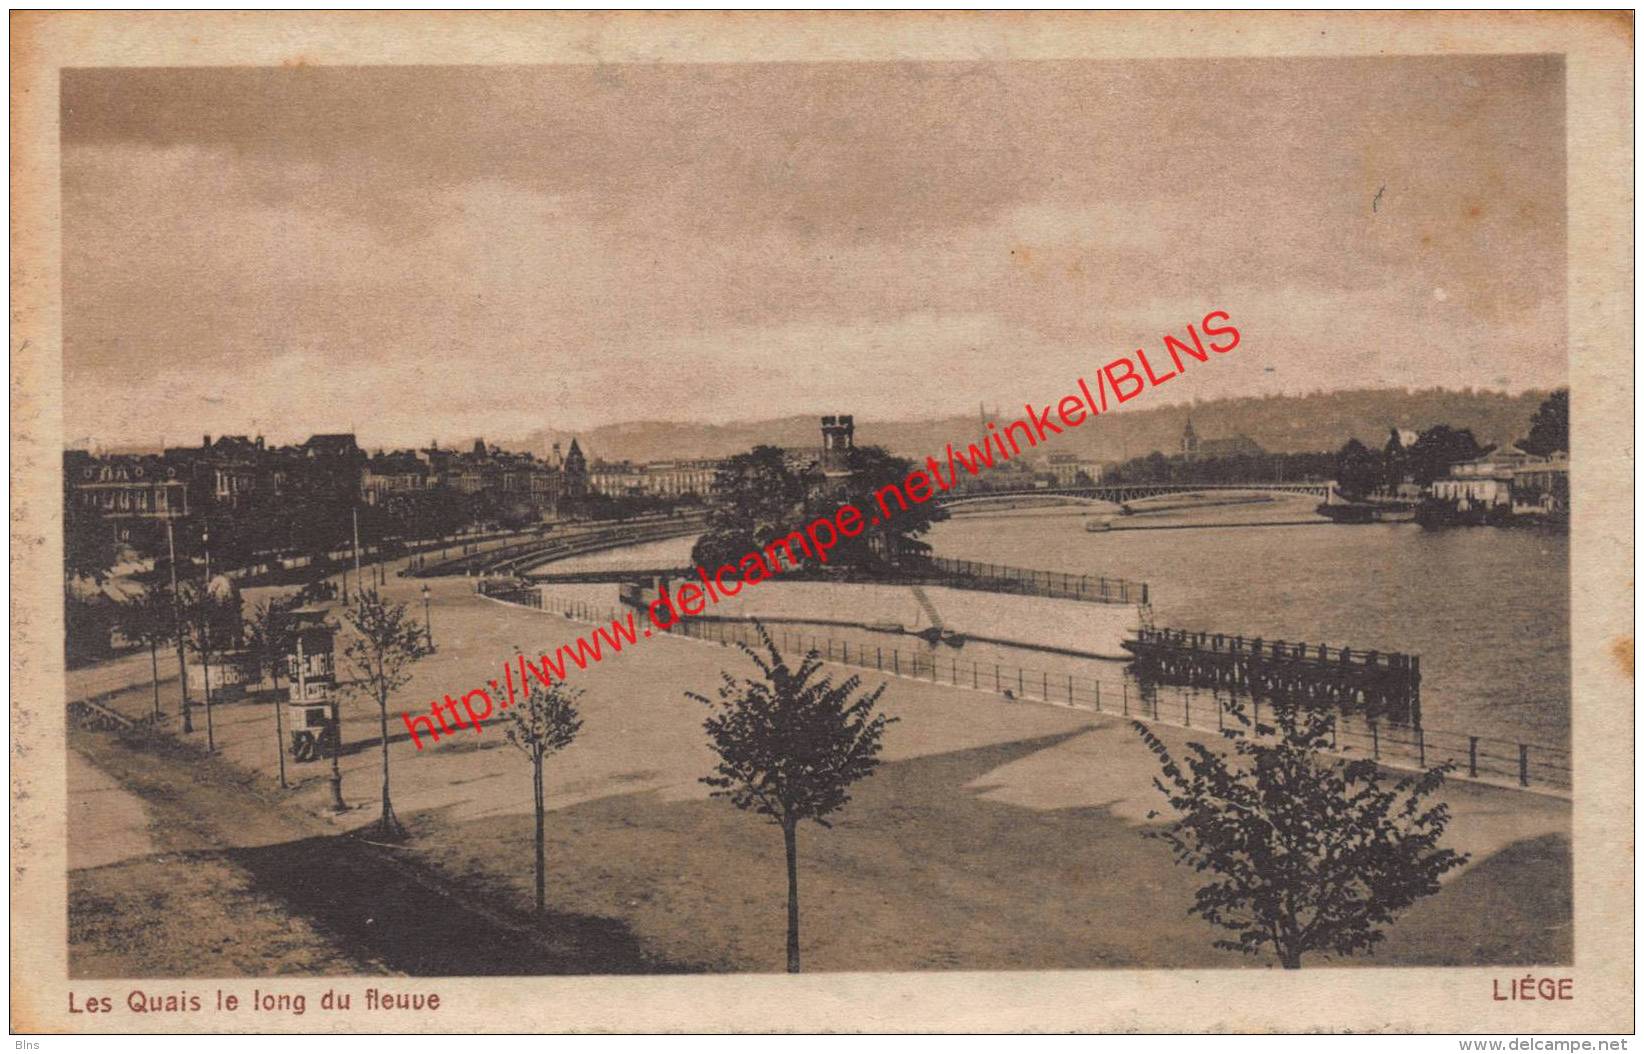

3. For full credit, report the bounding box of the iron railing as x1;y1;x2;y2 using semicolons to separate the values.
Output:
508;591;1567;794
912;556;1148;606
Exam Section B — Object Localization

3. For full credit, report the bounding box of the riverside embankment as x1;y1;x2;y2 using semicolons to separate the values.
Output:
412;513;706;578
73;475;1576;966
508;496;1570;774
69;541;1572;973
524;575;1142;661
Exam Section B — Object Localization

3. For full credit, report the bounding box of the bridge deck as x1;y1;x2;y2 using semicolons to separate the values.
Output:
937;481;1336;507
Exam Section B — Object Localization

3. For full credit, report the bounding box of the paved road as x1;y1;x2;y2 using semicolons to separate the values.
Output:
66;650;174;704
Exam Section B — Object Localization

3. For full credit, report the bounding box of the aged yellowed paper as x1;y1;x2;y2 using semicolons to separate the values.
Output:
11;10;1634;1034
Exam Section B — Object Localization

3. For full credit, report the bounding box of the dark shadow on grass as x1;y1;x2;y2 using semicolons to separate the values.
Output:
218;831;707;975
76;711;1572;975
407;725;1572;973
1369;832;1573;967
339;713;516;758
69;722;705;977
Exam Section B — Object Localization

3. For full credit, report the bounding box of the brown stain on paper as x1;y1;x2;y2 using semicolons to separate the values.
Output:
1609;635;1633;680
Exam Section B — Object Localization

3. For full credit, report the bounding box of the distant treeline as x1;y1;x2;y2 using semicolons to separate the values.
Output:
1104;450;1336;485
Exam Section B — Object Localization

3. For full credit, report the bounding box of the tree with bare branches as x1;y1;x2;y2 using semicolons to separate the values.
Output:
119;584;176;719
245;592;301;788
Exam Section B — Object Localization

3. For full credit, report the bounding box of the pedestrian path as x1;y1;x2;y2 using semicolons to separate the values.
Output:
67;747;157;871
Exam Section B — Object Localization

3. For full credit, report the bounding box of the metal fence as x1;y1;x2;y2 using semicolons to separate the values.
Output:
508;590;1570;794
919;556;1148;606
483;581;545;608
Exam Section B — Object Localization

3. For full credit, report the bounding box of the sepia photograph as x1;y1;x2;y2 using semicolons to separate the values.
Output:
10;9;1634;1036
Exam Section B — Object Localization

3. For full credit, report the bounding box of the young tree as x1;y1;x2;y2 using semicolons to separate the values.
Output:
245;593;301;694
1133;697;1468;969
178;581;242;752
691;623;895;972
339;587;432;840
120;585;177;719
504;679;584;914
245;593;301;788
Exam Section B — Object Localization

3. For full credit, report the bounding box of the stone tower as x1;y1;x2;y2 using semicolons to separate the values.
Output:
820;415;855;476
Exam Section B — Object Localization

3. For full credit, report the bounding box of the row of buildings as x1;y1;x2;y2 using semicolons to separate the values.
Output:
75;413;1563;544
1428;444;1570;517
586;457;721;500
68;413;1121;546
66;432;594;543
359;439;588;510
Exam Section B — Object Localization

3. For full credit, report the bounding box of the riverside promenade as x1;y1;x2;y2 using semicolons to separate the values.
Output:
68;548;1573;973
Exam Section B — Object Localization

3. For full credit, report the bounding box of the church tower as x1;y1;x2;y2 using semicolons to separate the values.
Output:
563;438;588;498
1181;416;1200;461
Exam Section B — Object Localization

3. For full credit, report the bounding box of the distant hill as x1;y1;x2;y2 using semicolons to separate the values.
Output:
522;387;1558;465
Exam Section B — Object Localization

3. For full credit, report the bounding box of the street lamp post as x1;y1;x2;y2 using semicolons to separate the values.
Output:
200;524;216;752
352;506;363;599
421;583;434;651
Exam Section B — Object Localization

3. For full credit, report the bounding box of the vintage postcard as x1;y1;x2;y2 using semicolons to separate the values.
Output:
10;10;1634;1035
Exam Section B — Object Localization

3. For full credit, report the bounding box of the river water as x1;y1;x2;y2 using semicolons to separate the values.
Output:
928;501;1571;750
543;499;1571;751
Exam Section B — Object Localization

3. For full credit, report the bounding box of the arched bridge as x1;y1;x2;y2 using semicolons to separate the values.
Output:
936;481;1336;511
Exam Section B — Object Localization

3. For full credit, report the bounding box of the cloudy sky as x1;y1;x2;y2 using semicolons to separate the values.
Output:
62;56;1565;448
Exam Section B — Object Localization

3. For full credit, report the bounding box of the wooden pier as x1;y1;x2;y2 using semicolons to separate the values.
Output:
1125;627;1421;727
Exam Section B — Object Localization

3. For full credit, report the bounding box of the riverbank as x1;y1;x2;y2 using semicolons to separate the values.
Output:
68;552;1572;973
